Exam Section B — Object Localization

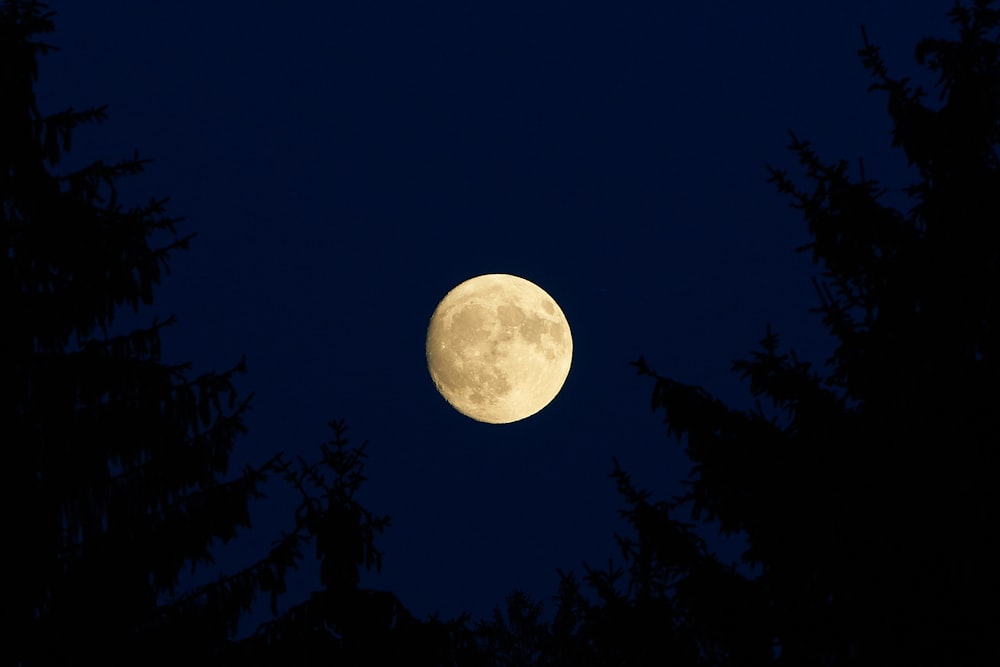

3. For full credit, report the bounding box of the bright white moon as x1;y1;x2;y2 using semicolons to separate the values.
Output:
426;274;573;424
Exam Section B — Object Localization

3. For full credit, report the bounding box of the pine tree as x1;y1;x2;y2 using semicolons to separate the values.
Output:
632;2;999;665
1;3;390;664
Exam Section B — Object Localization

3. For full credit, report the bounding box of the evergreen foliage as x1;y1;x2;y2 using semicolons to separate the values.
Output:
630;2;999;664
2;3;389;664
6;0;997;664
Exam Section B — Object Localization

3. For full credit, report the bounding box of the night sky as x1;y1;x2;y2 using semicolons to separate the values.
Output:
37;0;952;629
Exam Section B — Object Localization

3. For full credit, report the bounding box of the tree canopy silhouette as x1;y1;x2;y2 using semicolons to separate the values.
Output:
8;1;999;665
2;3;393;664
627;2;999;665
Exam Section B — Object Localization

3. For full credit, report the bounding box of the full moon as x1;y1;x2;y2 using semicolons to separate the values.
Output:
426;274;573;424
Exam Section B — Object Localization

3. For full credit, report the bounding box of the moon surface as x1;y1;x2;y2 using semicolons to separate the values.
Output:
426;274;573;424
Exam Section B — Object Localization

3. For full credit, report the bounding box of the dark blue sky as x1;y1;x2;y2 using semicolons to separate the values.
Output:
38;0;950;628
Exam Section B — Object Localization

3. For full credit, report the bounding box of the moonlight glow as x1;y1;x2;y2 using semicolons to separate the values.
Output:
426;274;573;424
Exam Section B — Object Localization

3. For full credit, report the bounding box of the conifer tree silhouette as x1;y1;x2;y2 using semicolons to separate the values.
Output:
629;2;999;665
2;3;390;664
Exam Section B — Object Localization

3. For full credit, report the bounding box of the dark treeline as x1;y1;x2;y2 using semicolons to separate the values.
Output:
3;0;997;665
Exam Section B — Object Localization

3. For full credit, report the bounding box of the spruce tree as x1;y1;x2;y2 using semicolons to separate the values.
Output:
632;2;999;665
1;3;387;664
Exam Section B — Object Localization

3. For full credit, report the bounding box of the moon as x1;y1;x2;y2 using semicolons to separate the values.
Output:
426;274;573;424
